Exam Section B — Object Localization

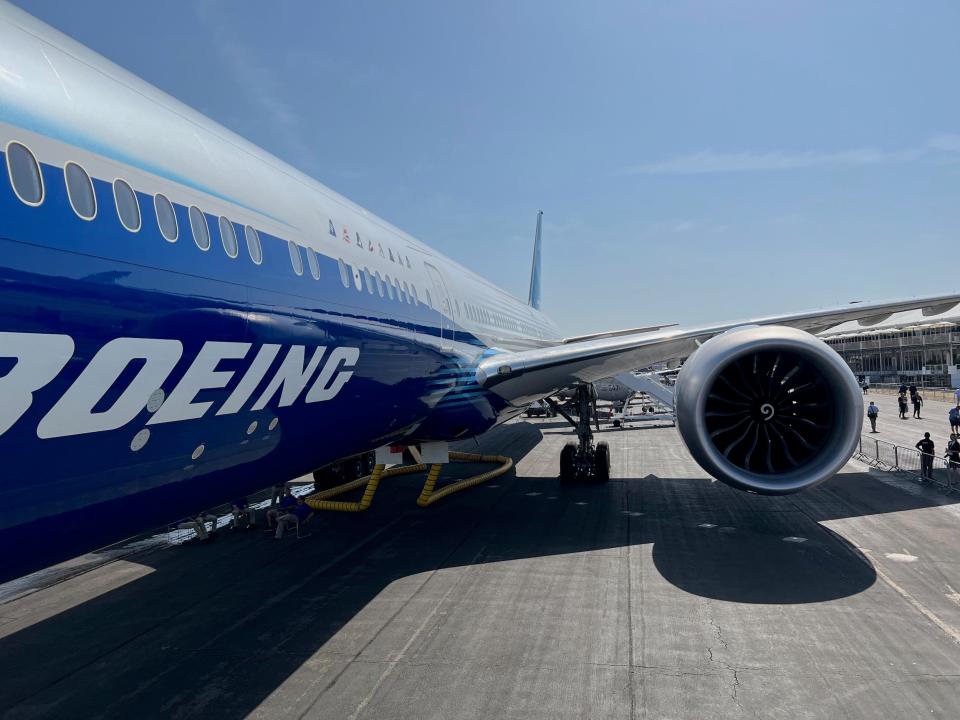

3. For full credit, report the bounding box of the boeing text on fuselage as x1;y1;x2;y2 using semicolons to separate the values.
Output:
0;331;358;440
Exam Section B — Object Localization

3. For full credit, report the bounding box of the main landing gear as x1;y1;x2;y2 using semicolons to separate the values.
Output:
545;384;610;483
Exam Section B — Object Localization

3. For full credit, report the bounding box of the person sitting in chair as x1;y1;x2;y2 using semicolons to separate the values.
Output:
266;487;295;530
274;496;312;540
231;497;256;529
177;510;218;541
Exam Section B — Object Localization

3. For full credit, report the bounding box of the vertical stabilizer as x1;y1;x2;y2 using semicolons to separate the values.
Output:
528;211;543;310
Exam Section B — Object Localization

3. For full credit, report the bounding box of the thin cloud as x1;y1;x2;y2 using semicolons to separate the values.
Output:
619;137;960;176
927;134;960;153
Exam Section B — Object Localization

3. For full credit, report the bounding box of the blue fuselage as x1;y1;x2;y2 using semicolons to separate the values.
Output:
0;3;564;581
0;148;550;581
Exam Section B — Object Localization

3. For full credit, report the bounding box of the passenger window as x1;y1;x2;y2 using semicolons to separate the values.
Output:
363;267;374;294
374;271;385;297
113;179;141;232
219;216;238;257
338;258;350;288
6;141;43;206
245;225;262;264
155;194;178;242
64;162;96;219
306;247;320;280
288;240;303;276
189;206;211;251
385;274;395;300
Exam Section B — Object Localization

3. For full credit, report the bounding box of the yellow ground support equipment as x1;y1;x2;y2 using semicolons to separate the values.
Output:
305;451;513;513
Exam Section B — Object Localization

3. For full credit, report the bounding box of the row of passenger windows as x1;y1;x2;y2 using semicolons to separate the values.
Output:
6;141;437;311
5;140;266;265
6;140;542;332
463;299;539;336
331;255;433;311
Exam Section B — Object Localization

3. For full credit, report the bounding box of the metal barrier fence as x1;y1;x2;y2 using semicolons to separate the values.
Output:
870;384;958;404
856;434;958;491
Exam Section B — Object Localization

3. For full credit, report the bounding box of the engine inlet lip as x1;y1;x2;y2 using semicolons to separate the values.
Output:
676;326;862;495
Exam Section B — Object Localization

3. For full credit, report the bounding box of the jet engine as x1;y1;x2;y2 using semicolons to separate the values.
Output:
674;325;861;494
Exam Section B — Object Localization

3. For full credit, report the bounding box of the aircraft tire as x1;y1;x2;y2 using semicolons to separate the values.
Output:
594;442;610;483
559;443;577;483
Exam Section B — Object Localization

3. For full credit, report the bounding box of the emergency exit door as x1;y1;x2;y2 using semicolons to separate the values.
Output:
424;262;454;350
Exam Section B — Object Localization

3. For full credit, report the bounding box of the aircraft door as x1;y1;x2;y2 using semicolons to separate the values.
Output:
424;262;454;350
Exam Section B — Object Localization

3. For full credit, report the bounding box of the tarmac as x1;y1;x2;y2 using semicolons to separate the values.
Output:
3;401;960;719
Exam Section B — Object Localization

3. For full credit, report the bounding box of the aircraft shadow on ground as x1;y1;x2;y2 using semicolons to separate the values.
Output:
0;421;953;717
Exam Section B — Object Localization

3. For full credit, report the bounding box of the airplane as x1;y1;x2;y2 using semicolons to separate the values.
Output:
1;2;959;582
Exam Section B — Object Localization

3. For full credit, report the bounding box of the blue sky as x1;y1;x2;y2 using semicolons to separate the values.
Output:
16;0;960;334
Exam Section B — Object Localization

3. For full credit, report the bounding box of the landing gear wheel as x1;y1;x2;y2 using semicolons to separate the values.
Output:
594;442;610;483
560;443;577;483
363;451;376;476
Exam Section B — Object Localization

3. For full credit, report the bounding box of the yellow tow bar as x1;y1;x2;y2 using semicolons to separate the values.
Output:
305;451;513;513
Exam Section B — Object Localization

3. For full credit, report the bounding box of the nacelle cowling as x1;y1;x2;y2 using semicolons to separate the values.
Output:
674;325;861;495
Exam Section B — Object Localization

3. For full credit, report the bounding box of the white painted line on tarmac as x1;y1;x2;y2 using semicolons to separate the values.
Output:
863;548;960;648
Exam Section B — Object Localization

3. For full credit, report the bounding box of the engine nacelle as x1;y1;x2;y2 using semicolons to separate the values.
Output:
674;325;862;495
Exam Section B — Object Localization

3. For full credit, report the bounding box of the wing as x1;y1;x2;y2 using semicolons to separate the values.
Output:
478;294;960;406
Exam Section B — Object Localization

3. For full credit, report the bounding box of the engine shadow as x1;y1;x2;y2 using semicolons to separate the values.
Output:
0;422;950;718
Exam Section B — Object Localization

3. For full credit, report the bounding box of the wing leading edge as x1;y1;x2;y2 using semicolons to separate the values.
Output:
477;294;960;407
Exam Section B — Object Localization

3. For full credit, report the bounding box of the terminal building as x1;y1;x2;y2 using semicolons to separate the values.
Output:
820;308;960;389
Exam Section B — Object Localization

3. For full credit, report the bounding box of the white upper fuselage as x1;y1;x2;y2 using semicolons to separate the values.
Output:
0;2;561;352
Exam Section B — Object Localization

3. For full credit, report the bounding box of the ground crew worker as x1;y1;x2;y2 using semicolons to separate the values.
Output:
949;406;960;436
898;392;909;419
913;392;924;419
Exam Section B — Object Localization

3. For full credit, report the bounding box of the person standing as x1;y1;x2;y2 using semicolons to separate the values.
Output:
916;432;935;481
913;392;924;419
947;434;960;490
898;392;909;419
866;402;879;432
949;406;960;436
862;376;870;395
899;383;908;396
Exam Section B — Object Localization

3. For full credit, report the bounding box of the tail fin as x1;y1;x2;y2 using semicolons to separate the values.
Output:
527;210;543;310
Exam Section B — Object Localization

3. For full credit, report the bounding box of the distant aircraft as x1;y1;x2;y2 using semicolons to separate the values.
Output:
0;2;958;581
